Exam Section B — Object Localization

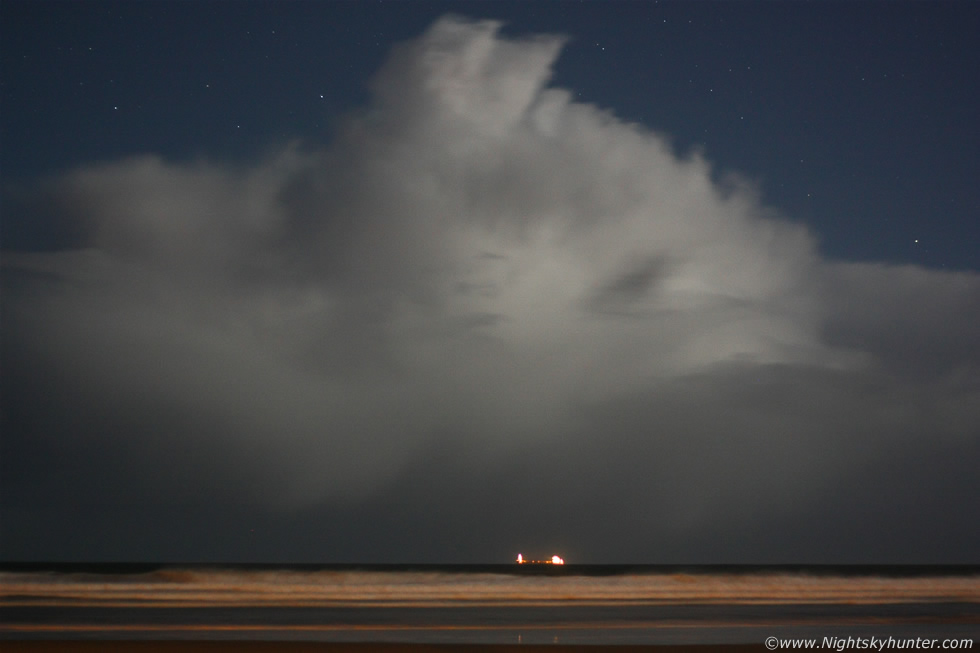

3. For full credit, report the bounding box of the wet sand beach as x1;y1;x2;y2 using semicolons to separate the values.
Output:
4;567;974;650
3;643;763;653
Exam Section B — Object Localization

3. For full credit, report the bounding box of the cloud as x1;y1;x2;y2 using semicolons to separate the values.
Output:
2;16;978;561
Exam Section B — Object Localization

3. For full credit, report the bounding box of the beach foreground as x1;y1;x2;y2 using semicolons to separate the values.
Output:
3;643;763;653
4;567;975;648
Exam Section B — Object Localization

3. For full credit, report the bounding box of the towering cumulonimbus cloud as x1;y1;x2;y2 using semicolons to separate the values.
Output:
2;16;978;560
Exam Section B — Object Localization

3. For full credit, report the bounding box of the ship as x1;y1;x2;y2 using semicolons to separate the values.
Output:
516;553;564;565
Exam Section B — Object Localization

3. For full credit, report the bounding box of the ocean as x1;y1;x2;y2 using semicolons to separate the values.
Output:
1;565;977;645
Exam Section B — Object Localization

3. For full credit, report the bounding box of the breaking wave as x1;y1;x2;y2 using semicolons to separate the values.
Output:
2;566;977;609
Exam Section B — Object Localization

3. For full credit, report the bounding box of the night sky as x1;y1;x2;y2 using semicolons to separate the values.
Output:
1;1;978;563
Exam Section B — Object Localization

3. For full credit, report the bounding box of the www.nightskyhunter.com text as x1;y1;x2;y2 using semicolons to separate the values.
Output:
767;637;974;651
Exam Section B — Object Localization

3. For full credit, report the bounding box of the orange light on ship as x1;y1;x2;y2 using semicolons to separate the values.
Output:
515;553;564;564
